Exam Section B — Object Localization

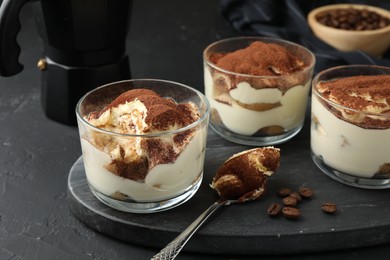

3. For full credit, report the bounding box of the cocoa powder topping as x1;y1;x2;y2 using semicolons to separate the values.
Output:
317;74;390;129
317;75;390;112
86;88;201;181
210;41;306;76
90;88;199;132
212;147;280;202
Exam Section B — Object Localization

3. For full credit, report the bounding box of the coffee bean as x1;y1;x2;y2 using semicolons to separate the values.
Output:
322;202;337;214
267;203;282;217
282;207;300;219
270;185;338;221
278;188;291;197
316;7;390;31
283;196;298;207
289;191;302;201
298;187;314;198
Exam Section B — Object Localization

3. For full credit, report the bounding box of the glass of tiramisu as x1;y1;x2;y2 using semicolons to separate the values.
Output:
76;79;210;213
311;65;390;189
203;37;315;145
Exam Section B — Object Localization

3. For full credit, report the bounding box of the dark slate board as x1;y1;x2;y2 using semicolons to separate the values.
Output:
67;119;390;255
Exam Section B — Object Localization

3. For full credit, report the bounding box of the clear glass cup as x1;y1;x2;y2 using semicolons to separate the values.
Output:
76;79;210;213
311;65;390;189
203;36;315;146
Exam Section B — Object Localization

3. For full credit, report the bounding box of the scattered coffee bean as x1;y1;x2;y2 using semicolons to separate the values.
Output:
298;187;314;198
321;202;337;214
267;185;338;220
282;207;301;219
278;188;291;197
267;203;282;217
289;191;302;201
283;196;298;207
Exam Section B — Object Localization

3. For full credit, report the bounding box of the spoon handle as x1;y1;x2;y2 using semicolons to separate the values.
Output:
151;200;228;260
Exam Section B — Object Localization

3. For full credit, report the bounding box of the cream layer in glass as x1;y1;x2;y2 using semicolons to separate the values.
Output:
81;129;206;201
311;95;390;178
205;68;310;136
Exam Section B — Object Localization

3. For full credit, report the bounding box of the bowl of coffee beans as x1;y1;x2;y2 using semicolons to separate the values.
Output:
307;4;390;56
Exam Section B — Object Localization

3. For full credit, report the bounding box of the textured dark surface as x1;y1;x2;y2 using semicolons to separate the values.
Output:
1;0;390;259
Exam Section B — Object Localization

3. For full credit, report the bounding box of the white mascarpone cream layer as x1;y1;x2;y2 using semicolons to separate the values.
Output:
311;95;390;178
205;68;310;136
80;129;207;201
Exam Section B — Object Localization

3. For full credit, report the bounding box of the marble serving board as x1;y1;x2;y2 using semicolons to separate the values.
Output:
67;118;390;255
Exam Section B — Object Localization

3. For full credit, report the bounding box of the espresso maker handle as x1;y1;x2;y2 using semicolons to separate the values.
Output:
0;0;30;76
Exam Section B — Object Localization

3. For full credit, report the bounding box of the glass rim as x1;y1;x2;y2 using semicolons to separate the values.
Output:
312;65;390;118
75;78;210;137
203;36;316;79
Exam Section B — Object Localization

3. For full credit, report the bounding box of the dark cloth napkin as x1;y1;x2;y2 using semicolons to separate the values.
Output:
220;0;390;73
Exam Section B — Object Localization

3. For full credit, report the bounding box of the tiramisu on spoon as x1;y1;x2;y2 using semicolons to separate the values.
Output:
151;146;280;260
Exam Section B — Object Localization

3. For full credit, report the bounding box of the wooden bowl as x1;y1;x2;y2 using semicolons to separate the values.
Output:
307;4;390;56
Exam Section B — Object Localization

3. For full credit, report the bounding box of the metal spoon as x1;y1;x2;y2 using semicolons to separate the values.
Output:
151;199;238;260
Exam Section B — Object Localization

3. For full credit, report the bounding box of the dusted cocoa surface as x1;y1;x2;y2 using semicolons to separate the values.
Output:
211;147;280;202
211;41;306;76
316;75;390;129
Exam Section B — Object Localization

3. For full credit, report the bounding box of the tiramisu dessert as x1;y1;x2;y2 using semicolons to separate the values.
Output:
311;73;390;179
211;147;280;202
204;38;315;144
79;88;208;203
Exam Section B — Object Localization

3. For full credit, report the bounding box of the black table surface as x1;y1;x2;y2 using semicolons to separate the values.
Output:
1;1;390;259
